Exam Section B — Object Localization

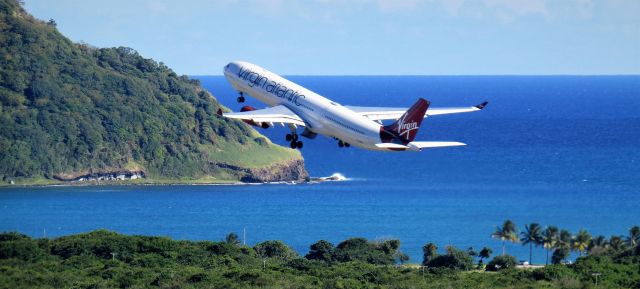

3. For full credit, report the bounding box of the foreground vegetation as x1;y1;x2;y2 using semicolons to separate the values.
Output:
0;226;637;289
0;0;301;185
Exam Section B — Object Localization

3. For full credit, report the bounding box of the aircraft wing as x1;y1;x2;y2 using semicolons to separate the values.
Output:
346;101;488;121
222;105;306;127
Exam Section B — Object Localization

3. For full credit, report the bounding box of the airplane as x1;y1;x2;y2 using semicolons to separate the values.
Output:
220;61;488;152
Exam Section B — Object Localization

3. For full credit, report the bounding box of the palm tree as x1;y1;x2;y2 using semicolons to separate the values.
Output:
550;229;573;264
571;229;591;257
542;227;558;264
558;229;572;253
627;226;640;247
422;242;438;266
558;229;572;249
478;247;492;266
492;220;518;255
225;232;241;245
541;226;558;265
520;223;543;265
589;235;608;251
609;235;626;251
467;247;478;261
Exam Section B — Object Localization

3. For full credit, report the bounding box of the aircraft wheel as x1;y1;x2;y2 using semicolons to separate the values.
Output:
290;141;297;149
285;134;293;141
296;141;303;149
237;96;245;103
338;140;344;148
345;143;350;148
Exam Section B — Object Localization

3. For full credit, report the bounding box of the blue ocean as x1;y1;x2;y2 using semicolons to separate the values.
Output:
1;76;639;264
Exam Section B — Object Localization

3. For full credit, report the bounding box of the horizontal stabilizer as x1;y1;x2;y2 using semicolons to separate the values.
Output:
375;143;409;149
375;141;466;151
409;141;466;149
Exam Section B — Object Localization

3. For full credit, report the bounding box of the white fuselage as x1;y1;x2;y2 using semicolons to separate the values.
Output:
223;61;385;150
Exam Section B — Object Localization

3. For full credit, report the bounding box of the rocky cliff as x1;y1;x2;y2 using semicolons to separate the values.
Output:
216;159;309;183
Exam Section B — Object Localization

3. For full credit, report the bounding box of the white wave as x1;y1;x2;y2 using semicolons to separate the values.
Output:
311;172;350;182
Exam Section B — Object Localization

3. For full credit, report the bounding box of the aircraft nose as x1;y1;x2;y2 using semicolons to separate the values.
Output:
224;61;244;75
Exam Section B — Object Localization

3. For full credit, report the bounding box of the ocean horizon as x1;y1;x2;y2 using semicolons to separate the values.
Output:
1;75;639;264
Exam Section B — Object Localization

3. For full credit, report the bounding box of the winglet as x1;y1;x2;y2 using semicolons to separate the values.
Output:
475;101;489;110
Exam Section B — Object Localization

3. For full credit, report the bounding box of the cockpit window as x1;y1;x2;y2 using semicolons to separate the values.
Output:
330;102;338;106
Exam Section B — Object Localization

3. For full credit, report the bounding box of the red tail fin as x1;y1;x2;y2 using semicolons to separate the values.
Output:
383;98;430;143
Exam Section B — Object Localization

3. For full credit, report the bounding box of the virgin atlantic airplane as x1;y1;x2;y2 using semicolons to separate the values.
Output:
221;61;488;151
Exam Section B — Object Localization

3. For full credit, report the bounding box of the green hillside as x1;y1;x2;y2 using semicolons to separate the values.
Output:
0;0;306;185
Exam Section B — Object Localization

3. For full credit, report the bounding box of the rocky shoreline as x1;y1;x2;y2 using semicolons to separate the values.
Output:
213;158;309;183
0;158;311;186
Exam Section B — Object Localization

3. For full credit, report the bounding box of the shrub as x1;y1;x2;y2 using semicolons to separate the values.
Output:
0;239;43;260
305;240;335;263
531;264;576;281
486;254;517;271
332;238;399;265
254;240;298;261
425;246;473;271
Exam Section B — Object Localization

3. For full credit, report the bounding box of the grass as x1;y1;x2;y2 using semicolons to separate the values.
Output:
202;135;301;168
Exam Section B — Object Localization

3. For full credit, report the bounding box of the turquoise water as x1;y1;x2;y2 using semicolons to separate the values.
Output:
1;76;639;264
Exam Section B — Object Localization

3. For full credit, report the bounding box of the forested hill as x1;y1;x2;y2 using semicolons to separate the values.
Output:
0;0;307;184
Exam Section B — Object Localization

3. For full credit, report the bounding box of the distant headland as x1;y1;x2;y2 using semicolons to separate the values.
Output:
0;0;308;186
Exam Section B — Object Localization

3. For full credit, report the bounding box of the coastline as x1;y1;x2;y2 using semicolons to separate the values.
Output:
0;174;347;188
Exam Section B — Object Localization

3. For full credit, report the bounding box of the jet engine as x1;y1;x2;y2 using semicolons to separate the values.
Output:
240;106;270;128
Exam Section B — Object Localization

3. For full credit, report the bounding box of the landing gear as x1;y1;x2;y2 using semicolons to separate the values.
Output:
338;140;350;148
286;131;302;149
290;140;303;149
237;92;245;103
286;133;298;142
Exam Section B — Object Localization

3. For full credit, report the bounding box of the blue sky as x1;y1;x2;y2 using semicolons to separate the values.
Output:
25;0;639;75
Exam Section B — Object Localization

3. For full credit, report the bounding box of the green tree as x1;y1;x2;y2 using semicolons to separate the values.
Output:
486;254;517;271
332;238;398;265
551;247;570;264
590;235;607;249
467;247;477;258
491;220;518;256
571;229;591;257
253;240;298;261
627;226;640;247
422;242;438;266
225;232;240;246
396;252;410;264
520;223;543;265
425;246;473;271
609;235;626;251
305;240;334;263
551;229;572;264
541;226;558;265
478;247;492;266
